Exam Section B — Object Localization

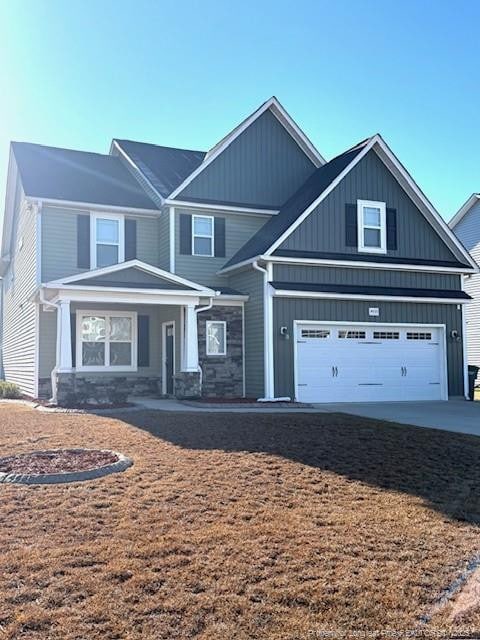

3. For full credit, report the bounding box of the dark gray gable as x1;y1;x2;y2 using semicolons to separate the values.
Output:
278;149;459;264
74;267;195;290
177;110;317;208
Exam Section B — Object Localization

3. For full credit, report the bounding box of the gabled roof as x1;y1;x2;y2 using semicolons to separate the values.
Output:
112;140;206;199
449;193;480;229
11;142;159;211
222;138;371;269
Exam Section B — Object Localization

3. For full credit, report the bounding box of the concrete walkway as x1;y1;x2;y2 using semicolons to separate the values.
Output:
129;397;320;413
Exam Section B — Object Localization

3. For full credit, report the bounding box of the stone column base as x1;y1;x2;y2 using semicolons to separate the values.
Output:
174;372;201;399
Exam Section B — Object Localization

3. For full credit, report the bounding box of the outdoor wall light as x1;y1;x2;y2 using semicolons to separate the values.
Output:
280;326;290;340
450;329;461;342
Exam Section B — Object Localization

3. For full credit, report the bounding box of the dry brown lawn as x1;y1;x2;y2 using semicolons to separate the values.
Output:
1;404;480;639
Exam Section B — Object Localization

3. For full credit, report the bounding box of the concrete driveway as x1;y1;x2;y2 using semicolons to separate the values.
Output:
314;398;480;435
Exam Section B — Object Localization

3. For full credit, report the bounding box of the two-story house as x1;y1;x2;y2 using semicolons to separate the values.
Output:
1;97;476;406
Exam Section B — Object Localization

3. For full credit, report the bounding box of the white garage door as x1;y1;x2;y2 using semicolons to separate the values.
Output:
295;323;446;403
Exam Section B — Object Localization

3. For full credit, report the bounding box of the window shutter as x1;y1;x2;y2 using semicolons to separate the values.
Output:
345;204;357;247
77;214;90;268
70;314;76;368
386;208;397;250
214;217;226;257
179;214;192;255
125;219;137;260
137;315;150;367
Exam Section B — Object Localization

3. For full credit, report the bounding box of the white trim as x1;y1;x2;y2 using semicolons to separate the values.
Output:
461;277;469;399
292;320;449;402
45;259;216;294
212;297;248;305
357;199;387;254
167;97;325;200
90;212;125;270
35;202;42;286
192;214;214;257
241;302;246;397
44;288;201;308
449;193;480;229
33;302;40;398
169;206;175;272
26;195;159;216
272;288;470;305
111;140;164;206
206;320;227;356
75;309;137;373
162;320;176;395
165;199;279;216
252;260;274;399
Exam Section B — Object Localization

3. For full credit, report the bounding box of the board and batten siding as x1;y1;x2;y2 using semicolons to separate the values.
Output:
175;209;269;287
2;185;39;396
453;200;480;369
178;110;316;208
279;149;457;263
228;267;264;398
272;264;462;291
272;297;464;399
41;206;161;282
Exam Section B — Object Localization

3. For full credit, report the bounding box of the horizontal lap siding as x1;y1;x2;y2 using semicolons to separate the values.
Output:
273;298;463;399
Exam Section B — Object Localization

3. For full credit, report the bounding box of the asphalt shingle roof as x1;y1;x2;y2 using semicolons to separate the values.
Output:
12;142;159;210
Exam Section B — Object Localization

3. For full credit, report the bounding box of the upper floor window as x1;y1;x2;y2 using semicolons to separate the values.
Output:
91;214;125;268
192;215;214;257
357;200;386;254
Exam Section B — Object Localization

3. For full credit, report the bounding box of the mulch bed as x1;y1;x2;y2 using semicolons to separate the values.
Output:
0;449;119;475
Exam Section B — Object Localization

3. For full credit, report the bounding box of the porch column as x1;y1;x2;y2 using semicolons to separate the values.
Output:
183;302;199;372
56;299;72;371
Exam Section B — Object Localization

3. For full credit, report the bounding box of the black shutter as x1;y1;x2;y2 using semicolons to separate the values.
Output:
77;215;90;268
214;217;226;257
125;219;137;260
137;315;150;367
386;207;397;250
70;314;76;368
179;214;192;255
345;204;357;247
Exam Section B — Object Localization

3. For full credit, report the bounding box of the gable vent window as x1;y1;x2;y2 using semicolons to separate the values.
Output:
373;331;400;340
407;332;432;341
301;329;330;338
92;214;125;268
192;215;214;257
357;200;386;254
338;330;366;339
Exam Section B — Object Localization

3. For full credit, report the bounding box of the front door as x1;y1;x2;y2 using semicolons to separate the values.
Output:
163;322;175;395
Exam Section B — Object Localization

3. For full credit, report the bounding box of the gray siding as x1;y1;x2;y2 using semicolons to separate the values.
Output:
280;150;457;263
228;267;264;398
178;110;316;207
453;201;480;367
79;267;192;289
273;298;464;399
175;208;268;287
272;264;462;291
2;176;39;395
158;211;170;270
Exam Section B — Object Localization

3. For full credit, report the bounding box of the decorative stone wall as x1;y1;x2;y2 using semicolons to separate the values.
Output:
55;373;161;407
198;306;244;398
173;372;201;399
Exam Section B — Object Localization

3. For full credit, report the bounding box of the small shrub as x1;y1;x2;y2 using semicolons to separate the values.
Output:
0;381;22;399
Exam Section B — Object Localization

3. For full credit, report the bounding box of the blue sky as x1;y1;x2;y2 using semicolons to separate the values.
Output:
0;0;479;219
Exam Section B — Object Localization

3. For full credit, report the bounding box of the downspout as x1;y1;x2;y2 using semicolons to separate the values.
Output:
194;296;216;390
38;289;60;403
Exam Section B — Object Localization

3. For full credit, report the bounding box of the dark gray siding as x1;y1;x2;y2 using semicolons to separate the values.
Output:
273;298;464;399
178;110;316;208
272;264;462;291
280;150;457;263
228;267;264;398
79;267;193;289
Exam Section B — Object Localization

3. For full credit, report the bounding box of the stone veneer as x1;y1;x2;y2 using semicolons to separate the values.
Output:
173;371;201;399
198;305;244;398
54;373;161;406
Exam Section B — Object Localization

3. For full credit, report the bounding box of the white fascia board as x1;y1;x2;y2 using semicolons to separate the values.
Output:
164;199;279;216
28;196;160;217
46;287;202;307
111;139;165;205
449;193;480;229
273;288;470;304
168;97;325;201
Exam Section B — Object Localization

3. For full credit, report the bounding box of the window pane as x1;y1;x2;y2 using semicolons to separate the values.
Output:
194;217;212;236
364;228;381;247
110;317;132;341
97;244;119;267
81;316;105;342
194;236;212;256
82;342;105;366
96;219;119;243
110;343;131;366
207;323;225;354
363;207;381;227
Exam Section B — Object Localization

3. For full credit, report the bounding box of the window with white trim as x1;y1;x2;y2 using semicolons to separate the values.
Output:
77;311;137;371
206;321;226;356
357;200;386;254
192;215;214;256
92;214;125;268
